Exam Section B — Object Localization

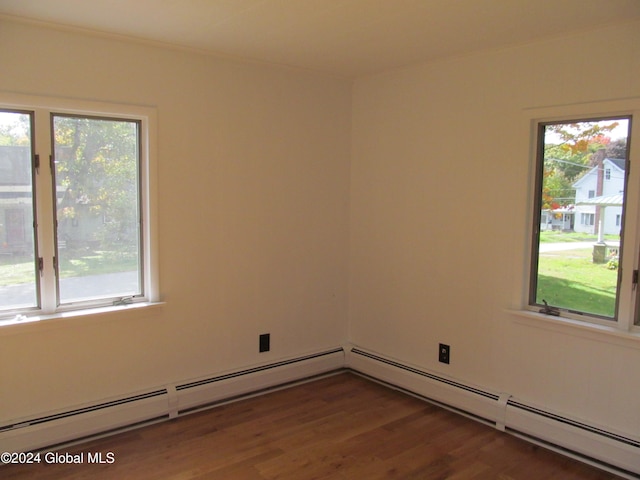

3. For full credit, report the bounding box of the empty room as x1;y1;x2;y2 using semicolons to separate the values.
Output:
1;1;639;478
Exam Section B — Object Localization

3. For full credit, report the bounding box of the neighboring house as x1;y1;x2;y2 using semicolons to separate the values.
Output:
572;155;625;236
0;145;33;255
0;145;101;255
540;205;574;232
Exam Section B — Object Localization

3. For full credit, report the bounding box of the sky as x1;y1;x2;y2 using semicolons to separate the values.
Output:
544;118;630;144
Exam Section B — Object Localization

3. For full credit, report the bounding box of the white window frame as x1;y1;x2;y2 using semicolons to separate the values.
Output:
0;92;159;323
523;98;640;333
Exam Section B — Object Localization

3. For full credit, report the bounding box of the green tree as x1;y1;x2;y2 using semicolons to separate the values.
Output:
53;116;139;249
0;113;30;146
606;138;628;159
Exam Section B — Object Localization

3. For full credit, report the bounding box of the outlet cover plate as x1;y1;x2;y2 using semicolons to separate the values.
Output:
439;343;450;364
259;333;270;353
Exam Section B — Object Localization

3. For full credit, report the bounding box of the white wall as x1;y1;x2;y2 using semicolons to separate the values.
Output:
2;13;640;453
350;19;640;439
0;19;351;421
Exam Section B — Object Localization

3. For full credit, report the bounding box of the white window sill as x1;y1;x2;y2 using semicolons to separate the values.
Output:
0;302;165;336
507;308;640;349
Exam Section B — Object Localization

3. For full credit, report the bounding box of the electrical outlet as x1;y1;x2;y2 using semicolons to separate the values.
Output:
439;343;450;364
259;333;270;353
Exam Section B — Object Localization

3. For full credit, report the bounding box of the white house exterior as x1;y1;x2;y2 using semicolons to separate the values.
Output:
572;157;625;235
540;206;574;231
0;145;34;255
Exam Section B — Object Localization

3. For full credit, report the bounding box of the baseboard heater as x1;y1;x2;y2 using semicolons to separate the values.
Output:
174;347;345;414
0;347;345;454
0;389;170;454
2;345;637;477
347;346;640;478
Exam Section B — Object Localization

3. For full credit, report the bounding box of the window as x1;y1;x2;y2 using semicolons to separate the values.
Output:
0;95;157;320
529;115;635;324
580;213;595;226
52;115;143;305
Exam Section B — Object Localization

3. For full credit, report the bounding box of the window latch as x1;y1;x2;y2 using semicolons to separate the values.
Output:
539;300;560;316
633;270;639;291
113;296;133;306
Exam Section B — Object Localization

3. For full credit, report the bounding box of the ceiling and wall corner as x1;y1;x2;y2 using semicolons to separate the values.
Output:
0;0;639;78
1;2;640;474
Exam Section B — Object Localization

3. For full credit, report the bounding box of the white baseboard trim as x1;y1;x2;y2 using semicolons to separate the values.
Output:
347;346;502;425
0;389;170;454
174;347;345;414
2;344;638;478
0;347;345;453
346;345;640;478
505;400;640;477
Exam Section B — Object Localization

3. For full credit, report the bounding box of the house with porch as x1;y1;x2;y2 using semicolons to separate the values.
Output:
572;156;625;236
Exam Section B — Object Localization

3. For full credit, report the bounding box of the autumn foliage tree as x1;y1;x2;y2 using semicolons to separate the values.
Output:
542;121;624;211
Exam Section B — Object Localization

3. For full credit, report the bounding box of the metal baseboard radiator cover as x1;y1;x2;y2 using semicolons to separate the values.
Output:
0;389;170;454
2;344;637;477
174;347;345;414
347;346;640;478
0;347;345;453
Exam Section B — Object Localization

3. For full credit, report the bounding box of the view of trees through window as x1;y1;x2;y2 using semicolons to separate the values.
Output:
531;117;631;319
53;115;142;304
0;110;142;312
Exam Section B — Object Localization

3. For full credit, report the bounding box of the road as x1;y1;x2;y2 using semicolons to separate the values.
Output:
538;241;597;253
0;271;139;310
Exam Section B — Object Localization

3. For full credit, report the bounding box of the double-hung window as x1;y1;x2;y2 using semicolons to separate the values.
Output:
0;95;156;320
528;101;640;329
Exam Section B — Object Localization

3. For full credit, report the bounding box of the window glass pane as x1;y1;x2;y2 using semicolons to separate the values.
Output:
531;118;630;319
0;111;38;311
52;115;142;304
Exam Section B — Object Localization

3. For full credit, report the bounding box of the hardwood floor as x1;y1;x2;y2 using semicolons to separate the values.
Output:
1;372;625;479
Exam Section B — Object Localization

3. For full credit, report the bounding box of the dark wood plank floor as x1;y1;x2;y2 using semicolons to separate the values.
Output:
1;372;625;479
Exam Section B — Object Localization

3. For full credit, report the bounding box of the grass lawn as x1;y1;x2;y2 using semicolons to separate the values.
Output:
538;231;619;243
0;256;37;287
535;247;618;318
0;251;138;287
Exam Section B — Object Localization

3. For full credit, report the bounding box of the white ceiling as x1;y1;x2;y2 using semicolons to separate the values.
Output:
1;0;639;78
